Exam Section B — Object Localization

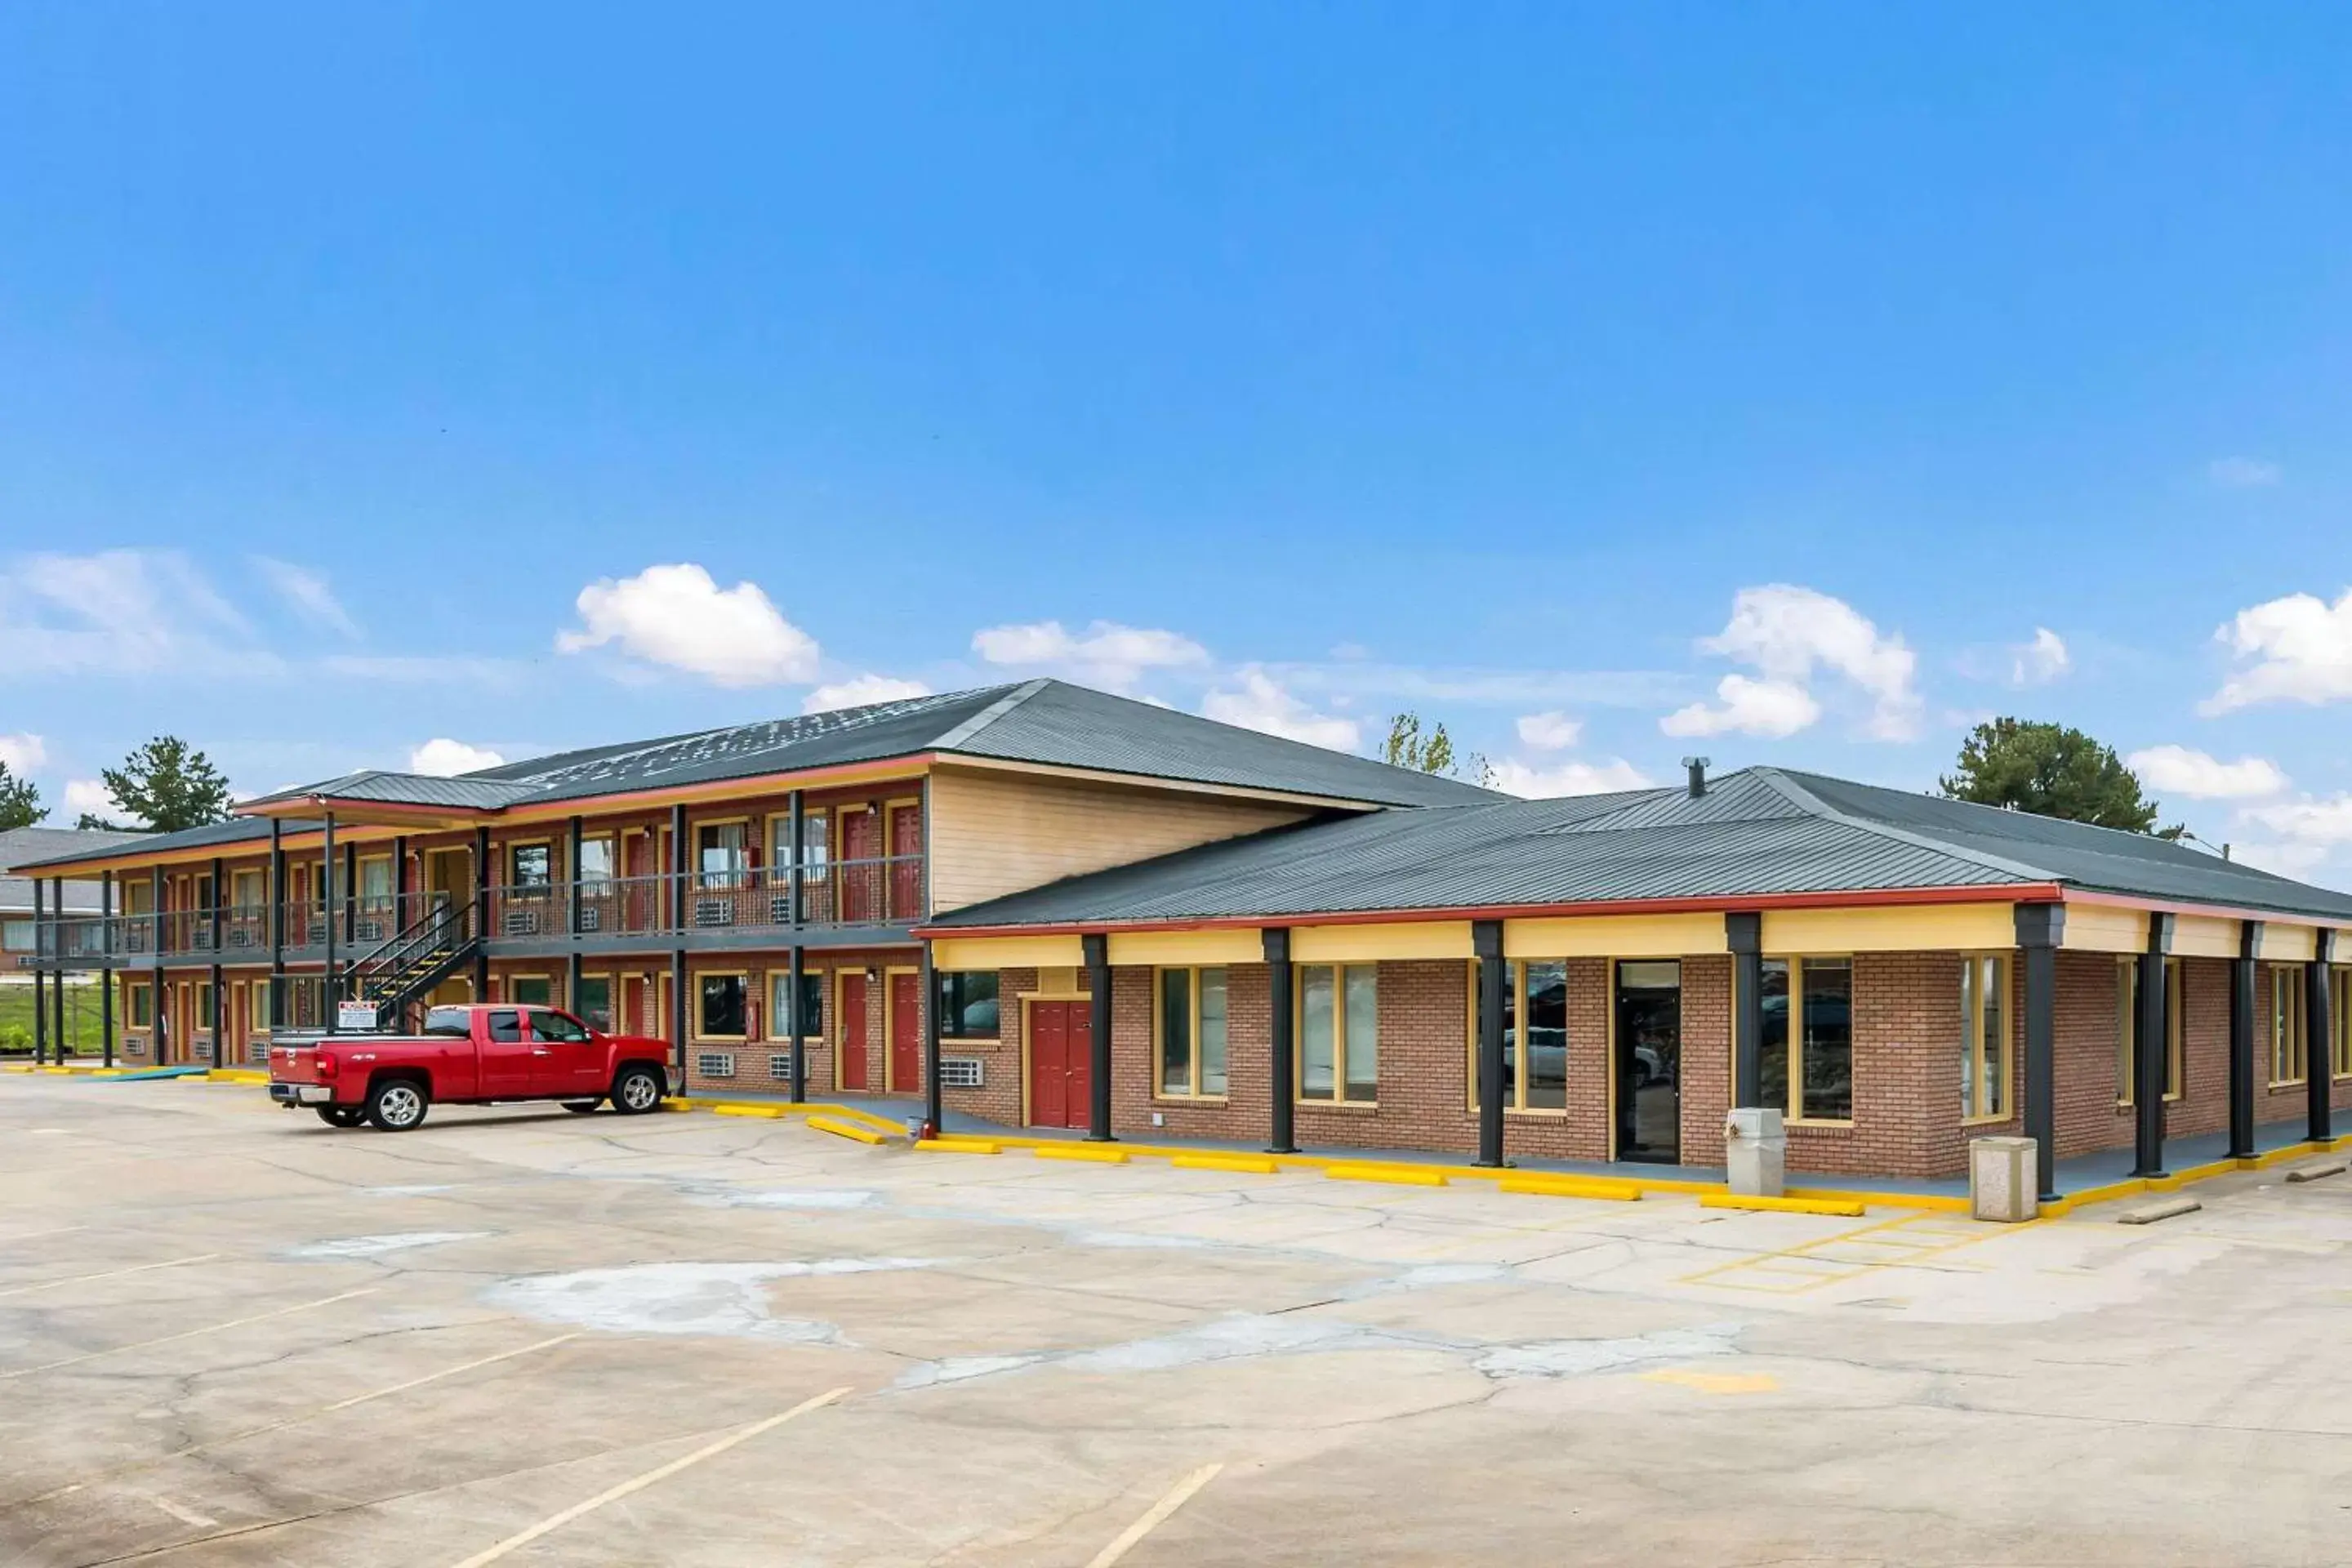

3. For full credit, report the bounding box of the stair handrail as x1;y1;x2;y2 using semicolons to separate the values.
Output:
350;900;472;995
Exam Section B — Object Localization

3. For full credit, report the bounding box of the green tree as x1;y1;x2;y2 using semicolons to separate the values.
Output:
78;737;233;833
1940;718;2170;834
1382;712;1495;787
0;763;42;830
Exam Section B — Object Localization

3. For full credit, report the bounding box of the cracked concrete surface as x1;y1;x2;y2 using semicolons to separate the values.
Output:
4;1077;2351;1566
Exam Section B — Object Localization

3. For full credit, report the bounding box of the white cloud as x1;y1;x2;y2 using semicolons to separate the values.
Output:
252;556;359;638
2126;745;2288;801
2011;627;2069;686
2202;588;2352;713
408;738;507;777
2239;795;2352;848
1663;585;1918;741
555;564;819;688
2207;457;2282;488
802;675;933;715
1661;674;1821;740
0;733;47;774
971;619;1210;692
64;779;126;822
2228;839;2332;881
1514;710;1583;751
1486;757;1653;798
0;549;266;679
1200;666;1361;751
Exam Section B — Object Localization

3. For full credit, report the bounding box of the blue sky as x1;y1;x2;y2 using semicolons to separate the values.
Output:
2;3;2349;879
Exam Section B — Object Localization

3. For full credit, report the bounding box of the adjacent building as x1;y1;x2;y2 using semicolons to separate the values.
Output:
20;680;2352;1196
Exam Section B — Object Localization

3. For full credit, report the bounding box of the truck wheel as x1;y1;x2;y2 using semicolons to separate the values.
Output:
315;1106;366;1129
610;1064;663;1115
366;1078;430;1132
561;1099;602;1114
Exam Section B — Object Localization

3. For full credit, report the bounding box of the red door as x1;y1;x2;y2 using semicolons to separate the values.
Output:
838;972;870;1090
841;808;880;921
889;971;920;1092
888;804;923;920
1028;1001;1092;1130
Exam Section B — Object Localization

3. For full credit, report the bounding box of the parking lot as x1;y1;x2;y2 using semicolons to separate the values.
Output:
5;1076;2352;1566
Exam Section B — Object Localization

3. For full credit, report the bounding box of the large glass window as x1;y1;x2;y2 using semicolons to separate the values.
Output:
1470;960;1570;1111
511;975;554;1007
696;822;747;889
937;971;1000;1040
768;972;824;1038
575;974;614;1032
2270;965;2308;1085
699;973;747;1038
1299;963;1377;1103
359;857;394;905
510;844;553;893
2116;958;2185;1103
1961;954;2010;1121
1157;967;1229;1098
578;838;615;889
128;980;154;1027
2334;968;2352;1080
1758;958;1851;1121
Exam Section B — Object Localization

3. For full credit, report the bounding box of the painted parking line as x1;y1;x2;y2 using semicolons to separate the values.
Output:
445;1386;853;1567
1086;1463;1224;1568
1678;1212;2031;1295
14;1333;586;1510
0;1288;379;1381
0;1254;225;1300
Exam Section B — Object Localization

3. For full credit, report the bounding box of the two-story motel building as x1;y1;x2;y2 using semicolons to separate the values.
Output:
20;679;2352;1197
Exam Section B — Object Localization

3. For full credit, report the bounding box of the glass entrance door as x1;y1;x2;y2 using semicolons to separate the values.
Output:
1614;960;1682;1164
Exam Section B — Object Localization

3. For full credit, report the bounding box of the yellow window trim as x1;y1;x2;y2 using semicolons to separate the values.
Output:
691;969;753;1041
1462;956;1575;1115
1961;951;2012;1122
1748;953;1857;1125
1152;964;1231;1101
1294;961;1378;1106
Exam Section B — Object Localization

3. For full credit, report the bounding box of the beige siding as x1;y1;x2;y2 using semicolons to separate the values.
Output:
927;765;1316;913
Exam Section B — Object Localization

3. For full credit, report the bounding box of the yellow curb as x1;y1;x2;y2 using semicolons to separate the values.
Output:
1499;1176;1642;1202
915;1138;1000;1154
710;1104;786;1120
1326;1164;1448;1188
657;1099;696;1113
806;1115;888;1145
1035;1143;1129;1165
1171;1154;1281;1174
1699;1192;1867;1218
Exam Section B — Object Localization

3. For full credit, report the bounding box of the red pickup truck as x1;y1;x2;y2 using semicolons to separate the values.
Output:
269;1003;673;1131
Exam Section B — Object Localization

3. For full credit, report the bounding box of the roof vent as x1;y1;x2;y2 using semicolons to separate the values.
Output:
1682;756;1710;799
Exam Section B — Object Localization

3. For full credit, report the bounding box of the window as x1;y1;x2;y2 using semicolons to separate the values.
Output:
696;822;747;889
511;976;553;1008
197;982;214;1028
1960;953;2010;1121
578;837;615;889
1466;960;1570;1112
422;1006;470;1037
1158;968;1230;1098
938;971;1000;1040
510;843;553;894
128;980;154;1028
359;857;394;906
576;975;614;1032
2270;965;2308;1085
2112;958;2186;1105
488;1009;523;1043
2335;968;2352;1080
532;1010;591;1043
1759;956;1853;1122
699;973;747;1038
233;869;265;911
768;971;825;1038
1299;964;1378;1103
1;919;29;954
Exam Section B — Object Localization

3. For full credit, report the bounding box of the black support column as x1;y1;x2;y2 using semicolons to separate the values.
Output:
566;815;585;1014
50;880;66;1058
2307;931;2336;1145
472;825;492;1000
209;853;225;1064
920;941;942;1134
31;880;45;1065
1727;911;1764;1110
1265;928;1295;1154
787;943;807;1102
149;866;167;1064
392;834;409;933
2230;921;2261;1160
321;813;338;1034
2132;913;2173;1178
1083;932;1113;1142
787;791;806;925
2017;902;2064;1202
668;804;688;1093
268;822;286;1029
1473;920;1506;1168
100;869;116;1068
669;948;688;1090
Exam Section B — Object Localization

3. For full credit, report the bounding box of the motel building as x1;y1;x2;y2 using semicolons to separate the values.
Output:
19;679;2352;1200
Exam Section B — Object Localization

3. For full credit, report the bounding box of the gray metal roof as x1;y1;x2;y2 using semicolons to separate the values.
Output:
929;764;2352;929
239;770;543;813
0;827;148;906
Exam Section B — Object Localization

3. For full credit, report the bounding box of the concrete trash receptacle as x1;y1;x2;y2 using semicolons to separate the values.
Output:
1970;1136;2038;1223
1724;1107;1786;1197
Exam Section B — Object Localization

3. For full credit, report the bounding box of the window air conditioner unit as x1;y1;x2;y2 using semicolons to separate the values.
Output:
695;899;736;927
503;910;541;937
696;1052;737;1079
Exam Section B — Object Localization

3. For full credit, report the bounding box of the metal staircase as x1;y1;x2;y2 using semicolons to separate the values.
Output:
342;902;481;1028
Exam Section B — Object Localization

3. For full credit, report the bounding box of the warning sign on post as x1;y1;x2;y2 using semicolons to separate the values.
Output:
336;1000;380;1031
